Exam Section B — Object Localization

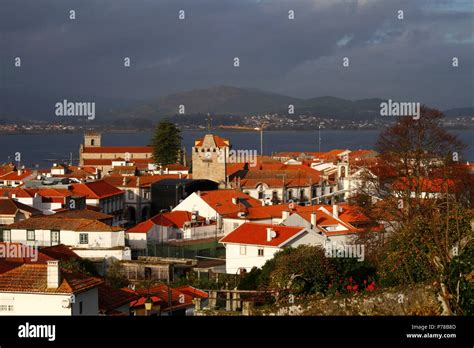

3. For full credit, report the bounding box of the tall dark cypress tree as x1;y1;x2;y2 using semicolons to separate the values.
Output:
151;119;182;165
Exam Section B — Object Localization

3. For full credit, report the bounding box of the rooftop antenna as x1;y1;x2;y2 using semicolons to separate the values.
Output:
318;123;323;152
207;113;212;132
259;120;267;156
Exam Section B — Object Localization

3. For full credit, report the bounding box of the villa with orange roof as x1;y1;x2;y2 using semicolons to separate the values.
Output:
126;210;216;256
173;189;262;235
0;260;102;315
71;180;124;225
0;167;34;188
220;223;325;274
3;216;130;260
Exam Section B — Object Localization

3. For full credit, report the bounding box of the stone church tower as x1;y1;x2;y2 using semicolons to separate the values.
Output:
84;131;101;147
192;134;230;184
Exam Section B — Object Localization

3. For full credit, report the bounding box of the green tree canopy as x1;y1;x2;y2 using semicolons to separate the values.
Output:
259;245;335;297
151;119;182;165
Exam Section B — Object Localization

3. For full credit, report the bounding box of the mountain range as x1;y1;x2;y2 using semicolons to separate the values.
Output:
1;85;472;122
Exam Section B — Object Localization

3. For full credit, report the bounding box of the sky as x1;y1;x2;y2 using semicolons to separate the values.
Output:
1;0;473;110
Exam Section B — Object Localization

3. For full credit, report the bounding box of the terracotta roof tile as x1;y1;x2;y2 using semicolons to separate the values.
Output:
82;146;153;153
220;223;305;247
0;264;102;294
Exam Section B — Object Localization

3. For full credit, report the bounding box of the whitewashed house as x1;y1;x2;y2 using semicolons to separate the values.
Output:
220;223;325;274
3;216;130;260
0;260;102;315
126;210;216;256
172;190;262;235
71;180;124;225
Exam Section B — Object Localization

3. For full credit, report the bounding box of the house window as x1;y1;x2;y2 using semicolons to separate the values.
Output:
258;191;264;199
0;305;14;312
176;232;182;240
240;245;246;255
258;248;264;256
2;230;11;242
144;267;152;280
51;230;60;245
128;191;134;200
27;230;35;241
79;302;83;314
79;233;89;244
288;189;293;200
144;191;150;200
272;190;278;202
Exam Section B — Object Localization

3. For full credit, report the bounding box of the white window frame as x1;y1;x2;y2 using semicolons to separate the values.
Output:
2;230;11;242
240;245;247;255
26;230;35;241
79;233;89;244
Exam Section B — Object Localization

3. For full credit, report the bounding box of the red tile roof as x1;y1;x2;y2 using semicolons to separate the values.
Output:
128;284;195;311
163;163;189;171
0;187;36;198
39;244;80;261
98;283;137;314
220;223;305;247
127;210;212;233
0;199;41;215
0;243;54;266
103;175;177;188
71;180;123;199
194;135;230;148
198;190;262;215
0;263;102;294
82;146;153;153
174;285;208;299
82;158;154;166
6;216;123;232
45;209;113;221
0;170;33;181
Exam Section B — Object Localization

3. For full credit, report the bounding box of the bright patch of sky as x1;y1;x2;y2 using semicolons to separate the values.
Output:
337;34;354;46
420;0;474;13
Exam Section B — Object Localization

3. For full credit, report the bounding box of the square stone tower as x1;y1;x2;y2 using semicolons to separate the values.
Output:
84;131;102;147
192;134;230;184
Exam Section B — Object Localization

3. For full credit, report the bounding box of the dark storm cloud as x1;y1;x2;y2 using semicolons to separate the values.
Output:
1;0;473;109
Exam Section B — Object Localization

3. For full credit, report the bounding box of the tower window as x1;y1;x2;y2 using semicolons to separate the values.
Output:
91;139;95;146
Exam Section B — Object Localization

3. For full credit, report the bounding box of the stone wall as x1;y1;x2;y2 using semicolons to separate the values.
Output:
251;283;442;316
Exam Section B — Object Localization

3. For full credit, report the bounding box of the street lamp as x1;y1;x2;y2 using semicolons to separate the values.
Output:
144;297;153;316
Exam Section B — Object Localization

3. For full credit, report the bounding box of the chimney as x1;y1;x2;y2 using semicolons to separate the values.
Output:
18;169;22;176
311;212;317;228
266;227;276;242
282;210;290;220
47;260;60;289
232;197;238;205
178;172;182;179
332;204;338;218
165;168;169;174
122;177;127;186
136;177;140;187
197;190;201;197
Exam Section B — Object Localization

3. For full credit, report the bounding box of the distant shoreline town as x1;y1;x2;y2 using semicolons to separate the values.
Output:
0;115;472;134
